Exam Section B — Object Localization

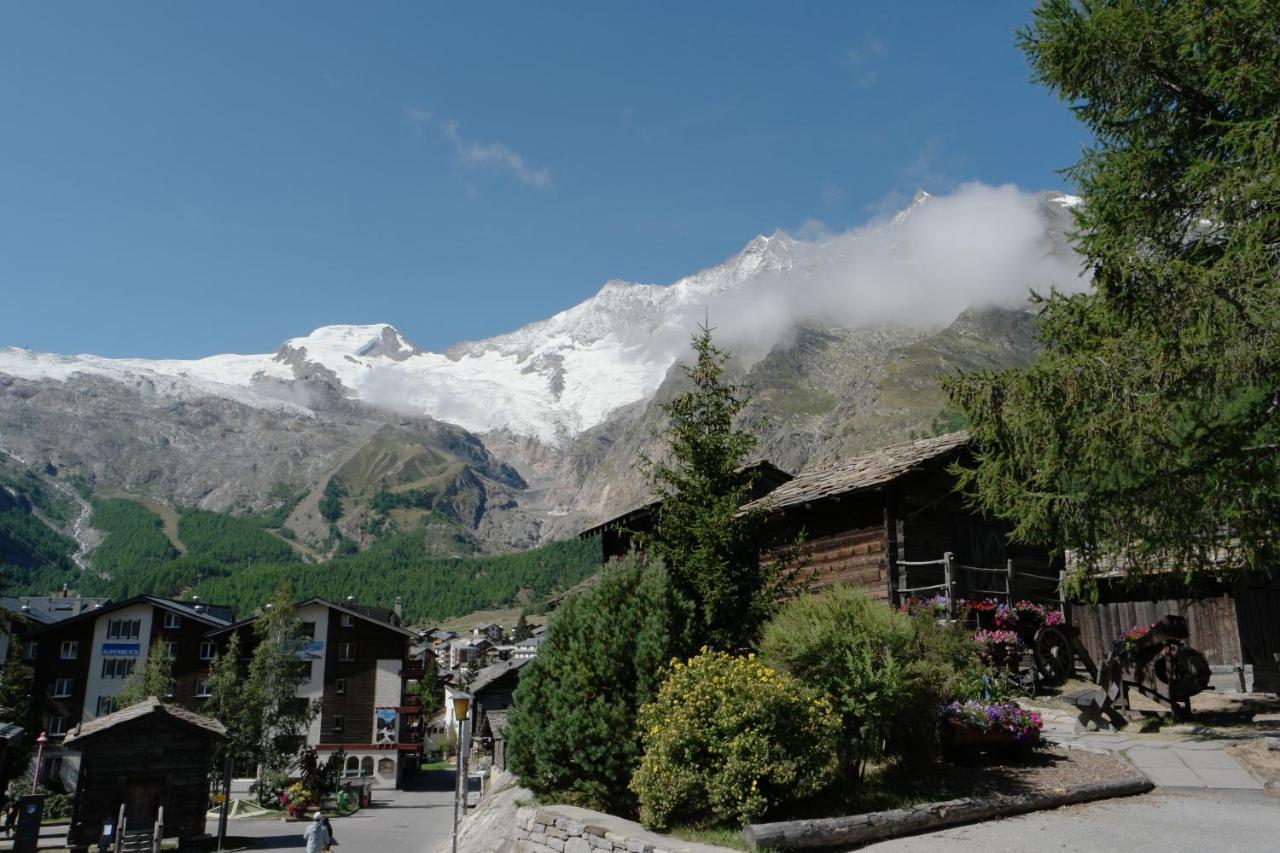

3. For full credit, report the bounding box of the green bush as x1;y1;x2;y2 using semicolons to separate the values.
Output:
630;649;840;830
760;585;983;780
506;556;693;814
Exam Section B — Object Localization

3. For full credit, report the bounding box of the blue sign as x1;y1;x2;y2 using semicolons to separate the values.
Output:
101;643;140;657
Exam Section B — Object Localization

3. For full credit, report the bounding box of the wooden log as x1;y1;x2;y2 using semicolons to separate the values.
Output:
741;774;1153;851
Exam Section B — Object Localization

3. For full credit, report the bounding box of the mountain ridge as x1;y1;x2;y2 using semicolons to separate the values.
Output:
0;186;1082;558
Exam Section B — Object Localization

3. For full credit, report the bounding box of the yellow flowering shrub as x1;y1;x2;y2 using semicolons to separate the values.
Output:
630;649;840;830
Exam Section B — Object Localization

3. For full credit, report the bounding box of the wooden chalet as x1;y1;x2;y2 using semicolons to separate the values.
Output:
62;698;225;851
579;433;1060;604
738;432;1059;603
579;460;794;561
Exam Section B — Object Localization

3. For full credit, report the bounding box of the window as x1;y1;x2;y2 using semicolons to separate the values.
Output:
339;643;356;662
46;716;67;736
107;619;141;640
163;612;181;629
361;757;373;776
301;621;316;638
340;614;355;628
378;758;394;776
59;640;78;660
302;661;314;681
96;696;116;716
194;679;211;698
22;640;37;660
166;642;178;658
344;756;360;777
101;658;135;679
52;678;73;699
332;715;345;733
40;755;62;782
199;641;216;661
335;678;347;695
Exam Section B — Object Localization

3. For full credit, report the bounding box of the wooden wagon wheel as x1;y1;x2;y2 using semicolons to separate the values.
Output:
1033;626;1073;685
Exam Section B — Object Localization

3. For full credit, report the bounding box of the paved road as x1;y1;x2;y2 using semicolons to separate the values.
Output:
867;788;1279;852
208;769;456;853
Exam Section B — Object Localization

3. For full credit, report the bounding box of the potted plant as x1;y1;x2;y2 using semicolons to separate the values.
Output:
973;629;1025;669
940;700;1043;757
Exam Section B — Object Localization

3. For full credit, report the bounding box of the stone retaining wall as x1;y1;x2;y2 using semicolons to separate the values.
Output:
513;807;674;853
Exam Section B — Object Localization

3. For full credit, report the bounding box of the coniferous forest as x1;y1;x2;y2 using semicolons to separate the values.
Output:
0;487;601;623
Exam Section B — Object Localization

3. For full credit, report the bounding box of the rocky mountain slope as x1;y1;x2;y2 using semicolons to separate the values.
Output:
0;187;1083;555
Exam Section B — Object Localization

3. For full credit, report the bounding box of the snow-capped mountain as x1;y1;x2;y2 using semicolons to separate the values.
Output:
0;188;1081;448
0;231;806;443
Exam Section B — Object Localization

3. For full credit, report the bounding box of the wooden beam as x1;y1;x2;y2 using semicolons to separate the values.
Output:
884;494;900;606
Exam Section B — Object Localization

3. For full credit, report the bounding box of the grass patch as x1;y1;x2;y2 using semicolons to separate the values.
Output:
421;759;455;771
667;824;748;850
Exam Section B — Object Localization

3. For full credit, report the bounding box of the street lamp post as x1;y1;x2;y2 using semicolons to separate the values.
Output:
451;692;472;853
30;732;49;794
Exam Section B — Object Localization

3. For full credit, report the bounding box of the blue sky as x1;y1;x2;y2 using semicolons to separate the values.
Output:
0;2;1088;358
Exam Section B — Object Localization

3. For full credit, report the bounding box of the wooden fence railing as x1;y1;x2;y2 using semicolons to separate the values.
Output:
897;552;1066;620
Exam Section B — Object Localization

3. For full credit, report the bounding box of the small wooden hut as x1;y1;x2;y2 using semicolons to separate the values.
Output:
62;698;225;851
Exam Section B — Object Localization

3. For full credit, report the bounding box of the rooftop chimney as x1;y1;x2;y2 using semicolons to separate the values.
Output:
394;597;403;620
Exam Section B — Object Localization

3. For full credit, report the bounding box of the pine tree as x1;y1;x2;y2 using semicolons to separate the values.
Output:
506;556;692;814
115;641;175;708
639;324;802;650
513;612;531;643
945;0;1280;588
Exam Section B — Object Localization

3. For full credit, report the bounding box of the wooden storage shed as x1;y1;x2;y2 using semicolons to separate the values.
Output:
741;432;1059;603
62;698;225;851
580;432;1060;606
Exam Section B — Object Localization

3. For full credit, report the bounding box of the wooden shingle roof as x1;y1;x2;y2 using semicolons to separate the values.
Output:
63;697;226;746
742;431;971;513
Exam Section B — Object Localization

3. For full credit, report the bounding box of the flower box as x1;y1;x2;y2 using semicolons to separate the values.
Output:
943;717;1041;754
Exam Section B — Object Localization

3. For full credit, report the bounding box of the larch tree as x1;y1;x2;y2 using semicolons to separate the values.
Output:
945;0;1280;592
114;640;176;708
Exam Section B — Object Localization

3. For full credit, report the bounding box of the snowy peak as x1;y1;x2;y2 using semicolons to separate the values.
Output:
276;324;420;364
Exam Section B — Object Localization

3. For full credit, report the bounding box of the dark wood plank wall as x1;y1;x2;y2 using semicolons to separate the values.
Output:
30;619;96;731
320;610;407;745
772;494;890;600
147;609;217;710
68;720;217;844
1069;594;1244;667
1234;580;1280;669
898;468;1060;603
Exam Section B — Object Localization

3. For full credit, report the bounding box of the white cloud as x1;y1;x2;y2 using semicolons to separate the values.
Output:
404;108;552;190
843;36;886;65
842;36;886;89
642;183;1089;366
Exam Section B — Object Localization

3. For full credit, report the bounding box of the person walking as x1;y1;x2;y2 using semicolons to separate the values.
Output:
321;814;338;850
303;811;331;853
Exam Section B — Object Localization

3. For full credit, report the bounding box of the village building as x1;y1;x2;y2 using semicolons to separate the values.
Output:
208;597;421;790
11;595;234;789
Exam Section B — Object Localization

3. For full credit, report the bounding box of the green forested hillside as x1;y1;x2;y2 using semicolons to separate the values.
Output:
87;498;178;575
191;534;601;622
177;510;296;565
1;490;602;625
0;465;76;523
0;507;78;591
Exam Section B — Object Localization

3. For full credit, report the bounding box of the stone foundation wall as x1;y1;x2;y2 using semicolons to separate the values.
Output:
515;807;663;853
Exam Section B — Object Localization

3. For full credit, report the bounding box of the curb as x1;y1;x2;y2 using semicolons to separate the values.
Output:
741;772;1154;851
